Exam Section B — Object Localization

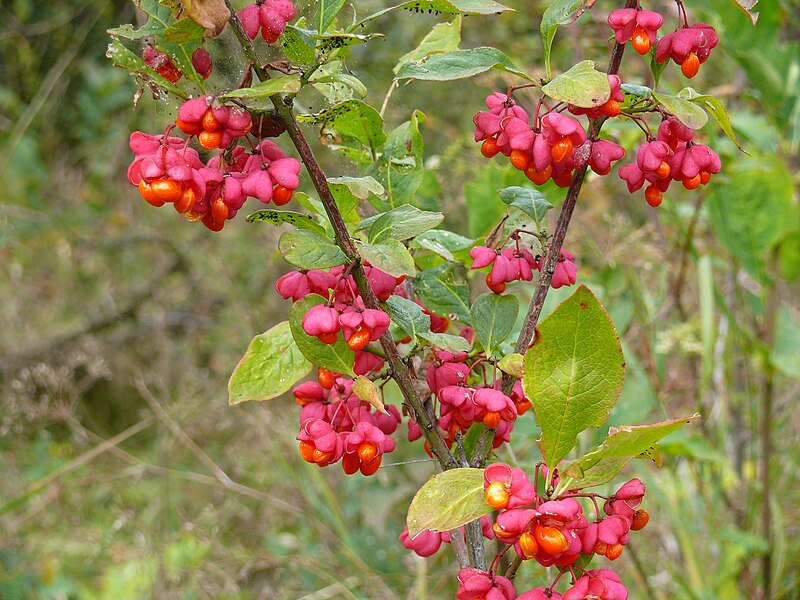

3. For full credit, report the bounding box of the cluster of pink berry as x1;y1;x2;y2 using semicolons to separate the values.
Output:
456;566;628;600
127;95;301;231
238;0;297;44
619;116;720;207
608;7;719;78
278;265;400;351
294;373;401;475
470;240;577;294
404;462;648;599
417;349;532;454
484;466;648;564
474;5;721;210
474;92;627;189
278;259;496;475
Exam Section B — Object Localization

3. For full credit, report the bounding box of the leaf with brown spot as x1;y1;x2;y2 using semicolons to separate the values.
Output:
184;0;231;37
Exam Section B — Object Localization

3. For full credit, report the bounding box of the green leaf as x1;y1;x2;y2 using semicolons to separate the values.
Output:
414;265;472;324
471;292;519;355
523;285;625;468
294;192;326;217
330;176;385;199
163;17;206;43
652;91;708;129
328;176;385;218
221;75;302;99
542;60;610;108
395;47;531;82
773;307;800;378
730;0;759;26
497;353;524;379
228;321;311;405
394;17;462;74
676;87;747;152
406;468;490;537
413;230;474;255
316;32;386;55
707;156;796;282
384;295;430;344
356;0;512;27
411;236;454;261
108;0;173;39
401;0;513;14
359;240;417;277
620;83;653;102
282;24;317;64
108;24;164;41
419;331;471;352
540;0;591;78
105;39;187;98
289;295;355;375
245;210;326;235
558;457;634;490
370;111;426;208
278;230;349;270
317;0;347;32
369;205;444;243
499;186;553;227
312;73;369;98
298;100;386;153
561;415;700;488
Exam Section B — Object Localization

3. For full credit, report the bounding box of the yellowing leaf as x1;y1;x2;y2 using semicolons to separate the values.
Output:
353;376;388;415
184;0;230;37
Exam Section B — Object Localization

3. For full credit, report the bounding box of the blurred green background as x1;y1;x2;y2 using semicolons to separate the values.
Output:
1;0;799;598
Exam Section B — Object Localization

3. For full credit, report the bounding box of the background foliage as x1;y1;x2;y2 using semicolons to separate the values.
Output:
1;0;799;598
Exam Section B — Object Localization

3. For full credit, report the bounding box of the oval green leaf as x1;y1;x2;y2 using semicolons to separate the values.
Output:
368;204;444;243
395;47;531;82
406;468;490;537
228;321;311;405
413;265;472;324
676;87;746;152
652;91;708;129
246;210;326;235
279;229;349;270
523;285;625;469
499;186;553;227
359;240;417;278
471;292;519;355
384;295;430;344
542;60;610;108
298;100;386;151
222;75;302;99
